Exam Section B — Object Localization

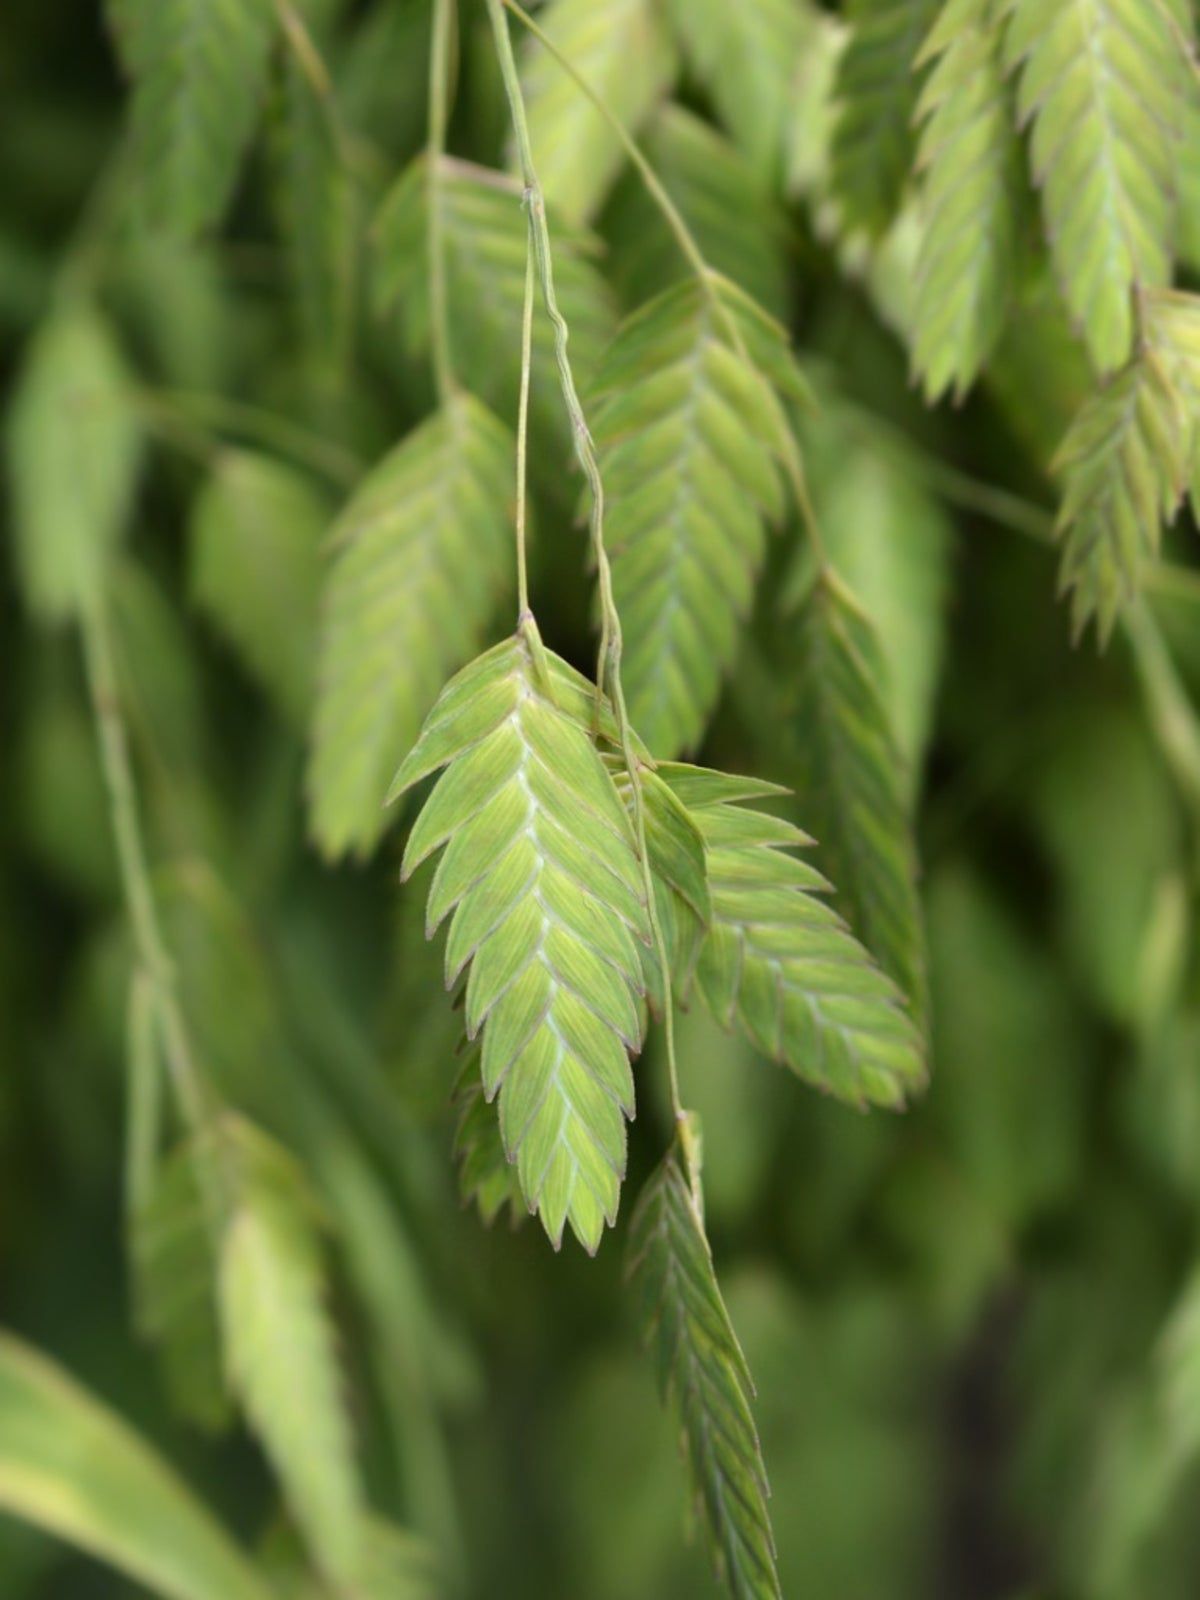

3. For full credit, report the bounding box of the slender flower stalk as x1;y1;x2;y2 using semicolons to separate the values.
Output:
426;0;457;401
514;227;535;619
482;0;687;1130
79;594;209;1136
496;0;826;562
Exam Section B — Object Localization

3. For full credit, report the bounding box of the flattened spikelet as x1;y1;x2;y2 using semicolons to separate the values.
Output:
627;1147;780;1598
591;277;801;759
660;763;926;1108
391;628;651;1253
308;394;513;859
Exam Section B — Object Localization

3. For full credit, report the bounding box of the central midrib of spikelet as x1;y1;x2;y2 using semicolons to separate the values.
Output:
485;697;622;1236
393;633;650;1252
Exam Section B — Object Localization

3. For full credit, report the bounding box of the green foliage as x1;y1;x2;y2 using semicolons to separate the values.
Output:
1180;92;1200;274
10;3;1200;1597
215;1116;364;1589
155;863;279;1096
591;277;796;758
602;107;790;320
1003;0;1193;374
270;52;361;370
627;1147;779;1599
785;568;927;1021
6;299;141;619
265;1516;439;1600
111;0;276;238
189;449;328;726
131;1141;229;1431
336;0;431;158
926;862;1087;1233
0;1333;270;1600
1068;1256;1200;1599
631;763;711;1010
308;393;513;858
390;628;651;1253
800;396;951;777
831;0;941;235
982;264;1092;461
786;9;848;202
452;1055;526;1228
910;0;1020;400
1027;703;1184;1026
519;0;677;223
1159;1267;1200;1470
373;153;616;445
663;763;925;1108
1144;288;1200;507
663;0;806;181
1053;347;1184;641
1027;286;1200;639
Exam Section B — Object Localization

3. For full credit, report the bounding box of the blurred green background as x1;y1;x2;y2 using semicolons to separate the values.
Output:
5;2;1200;1597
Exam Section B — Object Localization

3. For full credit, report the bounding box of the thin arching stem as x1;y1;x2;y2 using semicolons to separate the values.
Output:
81;588;249;1259
482;0;686;1131
275;0;333;97
144;388;364;486
481;4;610;679
133;394;220;471
497;0;827;564
80;593;209;1137
274;0;378;191
1147;0;1200;89
837;395;1200;830
515;223;535;618
501;0;703;279
426;0;457;402
839;397;1200;606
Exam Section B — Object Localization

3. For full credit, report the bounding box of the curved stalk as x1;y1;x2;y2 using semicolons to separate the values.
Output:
482;0;686;1131
80;594;210;1137
426;0;457;401
497;0;825;562
515;229;535;618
